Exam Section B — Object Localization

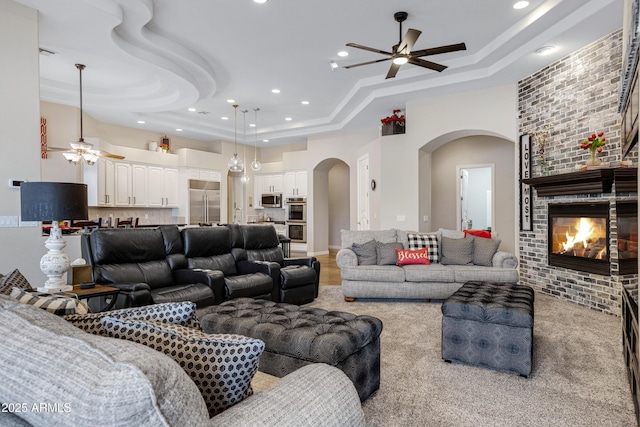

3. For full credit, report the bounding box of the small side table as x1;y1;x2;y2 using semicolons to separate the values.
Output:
278;235;292;258
70;284;120;312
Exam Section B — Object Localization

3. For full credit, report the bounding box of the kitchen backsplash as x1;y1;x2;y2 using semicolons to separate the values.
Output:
88;207;184;226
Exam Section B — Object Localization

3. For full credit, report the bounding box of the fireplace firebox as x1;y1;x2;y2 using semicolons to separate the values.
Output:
548;203;610;275
618;201;639;275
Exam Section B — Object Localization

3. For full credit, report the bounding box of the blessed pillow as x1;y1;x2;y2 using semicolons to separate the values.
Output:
440;236;474;265
406;233;439;263
65;301;200;336
10;288;89;316
396;248;431;265
351;240;378;265
101;316;265;417
376;242;404;265
0;269;33;295
464;229;492;239
473;237;501;266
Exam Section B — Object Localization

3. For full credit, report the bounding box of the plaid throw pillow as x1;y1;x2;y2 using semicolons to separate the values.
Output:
10;288;90;316
407;233;439;263
0;269;33;295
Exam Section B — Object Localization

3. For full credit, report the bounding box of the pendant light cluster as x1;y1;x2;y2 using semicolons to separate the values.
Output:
227;104;261;174
227;104;244;173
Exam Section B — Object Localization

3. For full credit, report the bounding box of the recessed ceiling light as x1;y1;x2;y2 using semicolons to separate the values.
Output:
285;117;292;121
226;99;235;103
187;107;196;112
263;139;269;143
253;0;268;3
137;120;145;124
249;123;256;127
337;51;349;57
221;116;229;120
513;1;529;9
176;128;183;132
272;89;281;94
536;46;557;55
301;101;310;105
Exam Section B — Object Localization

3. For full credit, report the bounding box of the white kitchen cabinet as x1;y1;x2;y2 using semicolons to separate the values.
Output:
149;166;179;207
114;162;132;206
284;170;307;197
131;164;148;206
113;163;147;207
261;174;283;193
188;168;222;182
83;157;114;206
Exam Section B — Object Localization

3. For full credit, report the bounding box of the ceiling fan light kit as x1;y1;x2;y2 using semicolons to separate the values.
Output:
344;11;466;79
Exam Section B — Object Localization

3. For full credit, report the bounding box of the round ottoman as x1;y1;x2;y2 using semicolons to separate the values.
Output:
199;298;383;402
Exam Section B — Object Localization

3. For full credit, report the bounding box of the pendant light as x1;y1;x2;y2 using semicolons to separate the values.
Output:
240;109;250;184
228;104;244;172
250;107;262;171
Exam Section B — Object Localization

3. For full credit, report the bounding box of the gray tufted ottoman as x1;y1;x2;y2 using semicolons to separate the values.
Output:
441;281;534;377
198;298;383;401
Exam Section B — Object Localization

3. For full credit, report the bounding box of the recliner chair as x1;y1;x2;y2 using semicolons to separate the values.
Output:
226;224;320;304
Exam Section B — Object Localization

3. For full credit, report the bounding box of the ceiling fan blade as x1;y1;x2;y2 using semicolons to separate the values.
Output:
93;151;125;160
343;57;392;69
346;43;393;56
45;147;71;152
408;57;447;72
411;43;467;58
397;29;421;54
385;62;402;79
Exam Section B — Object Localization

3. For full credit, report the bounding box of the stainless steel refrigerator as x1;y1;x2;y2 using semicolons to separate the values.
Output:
189;179;221;225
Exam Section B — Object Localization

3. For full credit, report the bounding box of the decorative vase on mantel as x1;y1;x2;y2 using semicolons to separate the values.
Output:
586;149;601;167
536;159;550;176
381;122;405;136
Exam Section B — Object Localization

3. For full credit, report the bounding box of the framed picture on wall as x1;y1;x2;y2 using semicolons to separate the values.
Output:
520;134;533;231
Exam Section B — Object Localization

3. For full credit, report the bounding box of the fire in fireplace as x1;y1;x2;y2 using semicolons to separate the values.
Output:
548;203;610;275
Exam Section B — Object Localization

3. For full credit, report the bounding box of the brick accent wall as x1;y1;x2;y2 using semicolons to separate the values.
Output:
518;29;638;316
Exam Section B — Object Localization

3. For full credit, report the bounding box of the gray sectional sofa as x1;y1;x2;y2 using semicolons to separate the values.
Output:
337;229;519;301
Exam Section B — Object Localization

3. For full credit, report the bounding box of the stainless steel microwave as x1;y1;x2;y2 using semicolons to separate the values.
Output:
261;193;282;208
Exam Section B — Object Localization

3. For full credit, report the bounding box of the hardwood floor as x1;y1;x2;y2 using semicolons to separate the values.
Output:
293;249;340;286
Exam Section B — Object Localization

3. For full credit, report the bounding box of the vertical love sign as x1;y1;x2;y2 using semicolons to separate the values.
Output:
520;134;533;231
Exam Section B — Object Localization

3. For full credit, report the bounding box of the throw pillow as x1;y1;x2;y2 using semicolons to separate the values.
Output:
101;317;265;417
407;233;439;263
438;228;465;239
464;229;492;239
65;301;200;336
473;237;502;266
351;240;378;265
440;236;474;265
376;242;404;265
10;288;89;315
396;248;431;265
0;269;32;295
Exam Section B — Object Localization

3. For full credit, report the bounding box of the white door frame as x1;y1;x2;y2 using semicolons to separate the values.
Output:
357;154;370;230
456;163;495;231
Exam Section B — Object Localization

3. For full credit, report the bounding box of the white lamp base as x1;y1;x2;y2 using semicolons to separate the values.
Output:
37;221;73;294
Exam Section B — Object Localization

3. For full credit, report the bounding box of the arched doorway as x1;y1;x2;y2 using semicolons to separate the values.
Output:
310;158;350;255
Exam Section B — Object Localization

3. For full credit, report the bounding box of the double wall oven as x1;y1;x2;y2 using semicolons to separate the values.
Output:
286;197;306;243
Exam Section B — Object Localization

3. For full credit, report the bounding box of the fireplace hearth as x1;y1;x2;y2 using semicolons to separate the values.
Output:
548;203;610;275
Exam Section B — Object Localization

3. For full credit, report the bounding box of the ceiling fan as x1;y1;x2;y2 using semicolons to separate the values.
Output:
48;64;124;165
344;11;467;79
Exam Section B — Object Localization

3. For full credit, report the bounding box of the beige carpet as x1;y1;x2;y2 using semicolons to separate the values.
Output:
307;286;636;427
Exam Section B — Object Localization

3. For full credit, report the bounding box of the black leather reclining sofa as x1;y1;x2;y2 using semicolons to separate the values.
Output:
82;224;319;309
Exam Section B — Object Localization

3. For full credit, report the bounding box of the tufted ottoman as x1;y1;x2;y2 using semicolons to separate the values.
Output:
441;281;534;377
198;298;383;401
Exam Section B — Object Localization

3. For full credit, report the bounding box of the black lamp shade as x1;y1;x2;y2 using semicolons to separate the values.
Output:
20;182;88;221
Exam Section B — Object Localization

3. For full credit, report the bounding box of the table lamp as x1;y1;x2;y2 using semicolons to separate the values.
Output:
20;182;88;293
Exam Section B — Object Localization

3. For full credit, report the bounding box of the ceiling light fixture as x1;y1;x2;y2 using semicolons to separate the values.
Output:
253;0;268;3
241;109;250;184
513;1;529;9
137;120;145;124
392;56;409;65
285;117;292;121
228;104;244;173
176;128;183;132
329;60;339;71
301;101;310;105
251;108;262;171
227;99;235;103
58;64;124;165
188;107;196;112
338;51;349;57
271;89;281;94
536;46;556;55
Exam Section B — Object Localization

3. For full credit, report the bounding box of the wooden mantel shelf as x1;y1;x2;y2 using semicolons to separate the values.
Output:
522;167;637;197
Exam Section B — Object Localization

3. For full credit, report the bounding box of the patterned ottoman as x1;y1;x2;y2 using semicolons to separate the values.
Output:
441;281;534;377
198;298;383;401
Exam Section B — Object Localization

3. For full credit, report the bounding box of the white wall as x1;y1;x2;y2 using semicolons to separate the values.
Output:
0;1;45;283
